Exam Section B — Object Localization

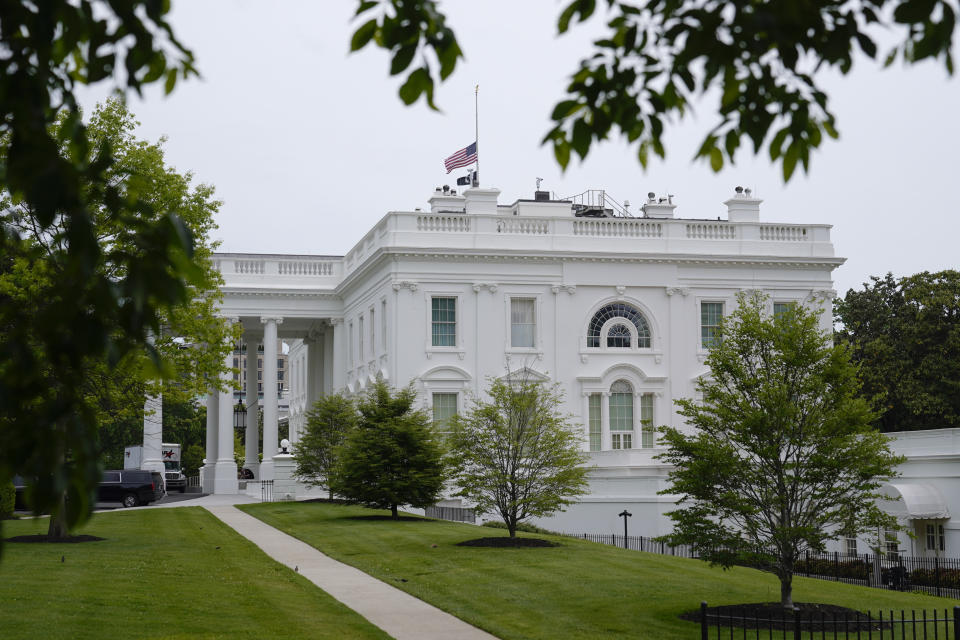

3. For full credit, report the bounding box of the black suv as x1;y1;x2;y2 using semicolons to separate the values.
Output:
99;470;165;508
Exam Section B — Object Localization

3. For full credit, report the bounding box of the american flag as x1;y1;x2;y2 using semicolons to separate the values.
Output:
444;141;477;173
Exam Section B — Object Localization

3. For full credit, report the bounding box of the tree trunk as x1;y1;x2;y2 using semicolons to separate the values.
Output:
391;503;398;519
47;491;68;539
507;517;516;538
779;574;794;609
328;487;333;500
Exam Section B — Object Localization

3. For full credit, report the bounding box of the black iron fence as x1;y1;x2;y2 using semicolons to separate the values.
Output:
699;601;960;640
261;479;274;503
424;505;476;524
566;533;960;599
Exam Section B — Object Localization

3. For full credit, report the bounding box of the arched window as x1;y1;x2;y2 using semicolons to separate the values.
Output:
608;380;634;449
587;303;651;348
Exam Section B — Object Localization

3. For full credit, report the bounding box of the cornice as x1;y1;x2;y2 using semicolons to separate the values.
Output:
221;287;341;299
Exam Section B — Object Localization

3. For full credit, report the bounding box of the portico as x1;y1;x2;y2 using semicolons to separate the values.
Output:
200;255;345;494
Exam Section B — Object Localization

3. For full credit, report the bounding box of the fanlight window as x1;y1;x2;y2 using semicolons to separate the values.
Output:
587;303;650;348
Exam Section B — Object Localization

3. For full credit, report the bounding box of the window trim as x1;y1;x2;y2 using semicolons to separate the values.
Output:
504;293;542;353
425;292;463;354
697;298;726;351
431;392;459;432
584;300;654;351
580;368;664;452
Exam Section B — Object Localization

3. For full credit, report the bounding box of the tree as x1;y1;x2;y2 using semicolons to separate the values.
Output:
835;271;960;432
1;99;232;537
353;0;956;180
330;379;445;519
1;1;200;545
294;393;358;499
447;375;590;538
658;293;903;609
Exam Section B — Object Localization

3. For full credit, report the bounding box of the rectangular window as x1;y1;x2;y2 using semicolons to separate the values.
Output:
233;357;239;369
277;358;284;369
701;302;724;348
233;371;240;381
611;433;632;449
277;370;284;381
257;370;262;381
277;382;283;394
845;537;858;557
640;393;655;448
773;302;792;317
926;524;936;551
358;316;365;361
257;358;263;369
432;393;458;431
510;298;536;348
588;394;602;452
884;529;899;560
431;297;457;347
257;382;262;392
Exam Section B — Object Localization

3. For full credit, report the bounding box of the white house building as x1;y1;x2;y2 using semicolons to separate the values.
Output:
197;183;857;538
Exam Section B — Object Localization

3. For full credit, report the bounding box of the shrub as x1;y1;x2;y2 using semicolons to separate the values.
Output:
0;482;15;518
795;556;872;580
910;567;960;590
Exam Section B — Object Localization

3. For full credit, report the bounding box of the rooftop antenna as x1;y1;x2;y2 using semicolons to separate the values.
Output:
536;177;544;191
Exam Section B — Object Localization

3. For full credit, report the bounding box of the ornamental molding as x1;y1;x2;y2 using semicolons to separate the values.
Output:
260;316;284;325
806;288;837;302
391;280;419;293
615;285;626;296
471;282;498;293
665;286;691;297
550;284;577;295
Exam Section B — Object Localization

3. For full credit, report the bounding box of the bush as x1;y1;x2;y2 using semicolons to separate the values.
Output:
481;520;558;535
0;482;15;518
794;556;872;580
910;567;960;590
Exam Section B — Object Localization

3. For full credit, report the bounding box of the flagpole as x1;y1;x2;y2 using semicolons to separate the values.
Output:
474;84;479;186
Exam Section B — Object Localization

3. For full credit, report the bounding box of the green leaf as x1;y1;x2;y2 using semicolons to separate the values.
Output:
350;19;378;52
893;0;938;24
390;45;417;76
553;139;571;169
782;141;800;182
709;146;723;172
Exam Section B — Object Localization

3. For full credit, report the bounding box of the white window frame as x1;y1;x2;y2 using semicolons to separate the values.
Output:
580;369;664;452
582;299;656;353
425;292;464;355
431;392;459;432
508;296;538;350
697;298;726;351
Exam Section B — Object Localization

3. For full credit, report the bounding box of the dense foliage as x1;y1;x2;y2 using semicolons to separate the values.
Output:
0;0;200;545
447;375;590;537
835;271;960;432
330;380;446;519
658;293;903;608
1;99;232;536
294;393;358;499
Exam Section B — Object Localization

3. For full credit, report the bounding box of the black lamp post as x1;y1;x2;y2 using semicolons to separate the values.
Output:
618;510;632;549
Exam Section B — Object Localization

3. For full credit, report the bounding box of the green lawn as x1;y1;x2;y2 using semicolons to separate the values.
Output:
0;508;389;640
241;502;959;640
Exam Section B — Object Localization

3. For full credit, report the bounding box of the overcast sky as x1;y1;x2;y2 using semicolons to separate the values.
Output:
77;1;959;297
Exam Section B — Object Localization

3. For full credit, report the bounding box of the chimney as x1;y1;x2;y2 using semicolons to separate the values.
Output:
724;186;762;222
428;186;465;213
642;192;676;218
463;187;500;214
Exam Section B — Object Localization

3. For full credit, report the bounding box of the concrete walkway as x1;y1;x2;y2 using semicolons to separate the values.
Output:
206;505;498;640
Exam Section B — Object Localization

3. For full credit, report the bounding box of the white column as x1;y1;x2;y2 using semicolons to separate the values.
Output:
214;330;238;494
202;391;218;492
331;318;345;392
259;316;282;480
141;391;164;482
244;329;262;478
601;391;610;451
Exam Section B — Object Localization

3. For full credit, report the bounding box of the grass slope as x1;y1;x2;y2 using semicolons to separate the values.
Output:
241;502;959;640
0;507;389;640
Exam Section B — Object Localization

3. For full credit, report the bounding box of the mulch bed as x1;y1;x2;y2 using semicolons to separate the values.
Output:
5;534;105;544
681;603;889;632
456;537;559;548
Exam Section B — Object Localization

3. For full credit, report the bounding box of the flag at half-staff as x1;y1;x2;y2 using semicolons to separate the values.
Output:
444;141;477;173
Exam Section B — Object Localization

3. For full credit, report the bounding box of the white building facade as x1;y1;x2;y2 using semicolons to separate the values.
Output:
203;185;842;537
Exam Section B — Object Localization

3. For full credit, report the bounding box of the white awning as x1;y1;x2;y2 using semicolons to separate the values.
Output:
879;482;950;520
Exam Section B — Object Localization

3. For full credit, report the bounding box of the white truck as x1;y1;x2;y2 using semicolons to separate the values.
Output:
124;443;187;493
